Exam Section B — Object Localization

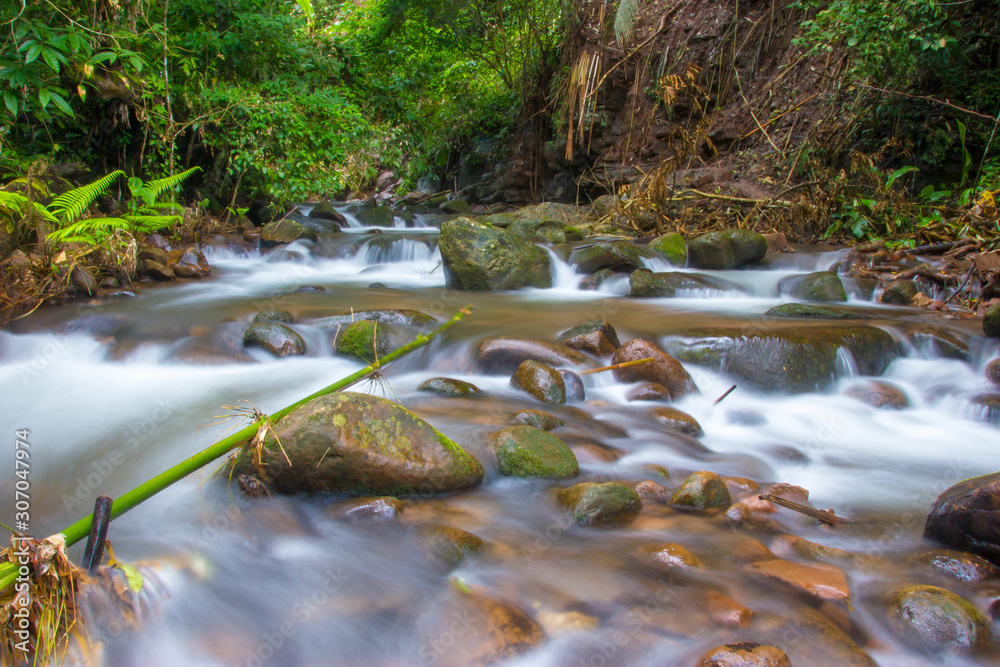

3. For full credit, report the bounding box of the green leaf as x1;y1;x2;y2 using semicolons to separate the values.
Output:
41;47;61;73
49;91;74;116
38;88;51;109
3;91;18;116
48;171;124;223
129;55;142;72
24;43;42;64
0;562;18;594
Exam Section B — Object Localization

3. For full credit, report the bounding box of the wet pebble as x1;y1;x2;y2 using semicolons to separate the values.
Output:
888;584;991;652
700;642;790;666
671;471;731;510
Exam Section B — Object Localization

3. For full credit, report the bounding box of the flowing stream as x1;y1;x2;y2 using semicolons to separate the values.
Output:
1;205;998;666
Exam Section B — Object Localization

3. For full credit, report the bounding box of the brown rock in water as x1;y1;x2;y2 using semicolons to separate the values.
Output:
556;320;621;356
910;549;1000;582
558;369;585;402
558;482;641;524
168;246;211;278
137;258;175;281
843;380;908;409
331;496;403;521
416;525;485;568
508;409;565;431
228;392;483;496
649;406;703;436
627;382;671;401
671;471;731;510
880;279;920;305
733;539;776;563
633;480;669;498
641;542;701;570
700;642;790;667
476;336;590;374
510;360;566;404
703;591;754;628
612;338;697;400
424;589;545;667
765;232;794;254
987;358;1000;385
70;266;97;295
748;559;850;602
242;322;306;357
418;377;482;397
888;585;991;652
925;472;1000;566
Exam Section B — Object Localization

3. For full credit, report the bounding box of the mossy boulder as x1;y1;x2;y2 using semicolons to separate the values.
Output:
355;204;395;226
490;426;579;479
664;325;900;393
557;320;621;356
888;585;991;651
766;303;870;320
924;472;1000;566
569;242;658;273
880;279;920;306
439;218;552;290
440;199;471;215
418;377;482;396
336;320;389;363
558;482;641;524
242;323;306;357
260;218;318;246
687;229;767;269
985;302;1000;338
510;360;566;405
777;271;848;302
229;392;483;496
670;471;731;510
628;270;739;297
648;232;687;266
308;200;346;225
508;218;566;243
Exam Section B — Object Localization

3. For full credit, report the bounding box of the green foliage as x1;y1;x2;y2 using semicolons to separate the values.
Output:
614;0;641;47
47;171;125;223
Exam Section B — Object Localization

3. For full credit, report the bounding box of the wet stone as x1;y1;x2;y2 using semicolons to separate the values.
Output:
419;377;482;397
687;229;767;270
578;268;617;291
558;370;585;402
628;269;738;298
911;549;1000;582
649;406;703;436
477;336;590;375
627;382;671;401
335;319;388;363
925;471;1000;565
983;302;1000;337
986;358;1000;385
556;320;621;356
416;525;485;568
633;480;669;498
508;409;565;431
439;218;552;290
242;323;306;357
843;380;908;409
260;218;318;246
641;542;700;570
648;232;686;266
252;309;293;324
703;591;754;629
510;360;566;405
489;426;579;480
777;271;847;302
612;338;697;400
749;559;850;602
700;642;791;667
558;482;641;525
671;471;731;510
888;585;991;652
568;241;658;273
332;496;403;521
880;279;920;306
766;303;869;319
168;246;211;278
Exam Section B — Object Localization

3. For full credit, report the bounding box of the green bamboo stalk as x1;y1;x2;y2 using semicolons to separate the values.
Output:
57;306;473;547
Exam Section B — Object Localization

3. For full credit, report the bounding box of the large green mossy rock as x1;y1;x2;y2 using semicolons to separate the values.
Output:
670;471;731;510
260;218;318;246
664;325;900;392
777;271;848;302
629;270;739;297
336;320;389;363
510;360;566;405
230;392;483;496
687;229;767;269
569;242;658;273
648;232;687;266
439;218;552;290
490;426;579;480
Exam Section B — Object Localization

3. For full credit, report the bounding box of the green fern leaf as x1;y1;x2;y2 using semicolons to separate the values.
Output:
0;191;58;222
143;167;202;198
614;0;640;47
46;217;129;244
47;170;125;223
122;214;183;231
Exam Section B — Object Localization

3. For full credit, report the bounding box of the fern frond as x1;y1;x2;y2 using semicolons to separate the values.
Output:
146;202;185;214
46;217;130;244
614;0;640;47
122;214;183;231
144;167;202;198
47;171;125;223
0;191;59;222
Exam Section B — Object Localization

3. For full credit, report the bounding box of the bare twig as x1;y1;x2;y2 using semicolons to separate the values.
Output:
759;494;847;526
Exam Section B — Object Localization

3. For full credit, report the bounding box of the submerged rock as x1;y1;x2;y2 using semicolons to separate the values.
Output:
665;325;900;393
968;393;1000;423
925;472;1000;565
749;559;850;602
641;542;701;571
612;338;697;400
476;336;590;374
557;320;620;356
439;218;552;290
766;303;871;319
700;643;790;667
508;409;566;431
777;271;847;302
242;323;306;357
670;471;731;510
418;377;482;397
578;268;617;290
252;309;293;324
168;246;211;278
229;392;483;496
628;270;738;297
558;482;641;524
911;549;1000;582
649;406;703;436
648;232;686;266
627;382;671;401
687;229;767;270
331;496;403;521
568;242;658;273
558;369;585;402
417;525;485;568
510;360;566;404
888;585;991;651
489;426;579;480
843;380;908;409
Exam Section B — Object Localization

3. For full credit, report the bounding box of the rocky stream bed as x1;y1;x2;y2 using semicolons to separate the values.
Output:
2;200;1000;666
